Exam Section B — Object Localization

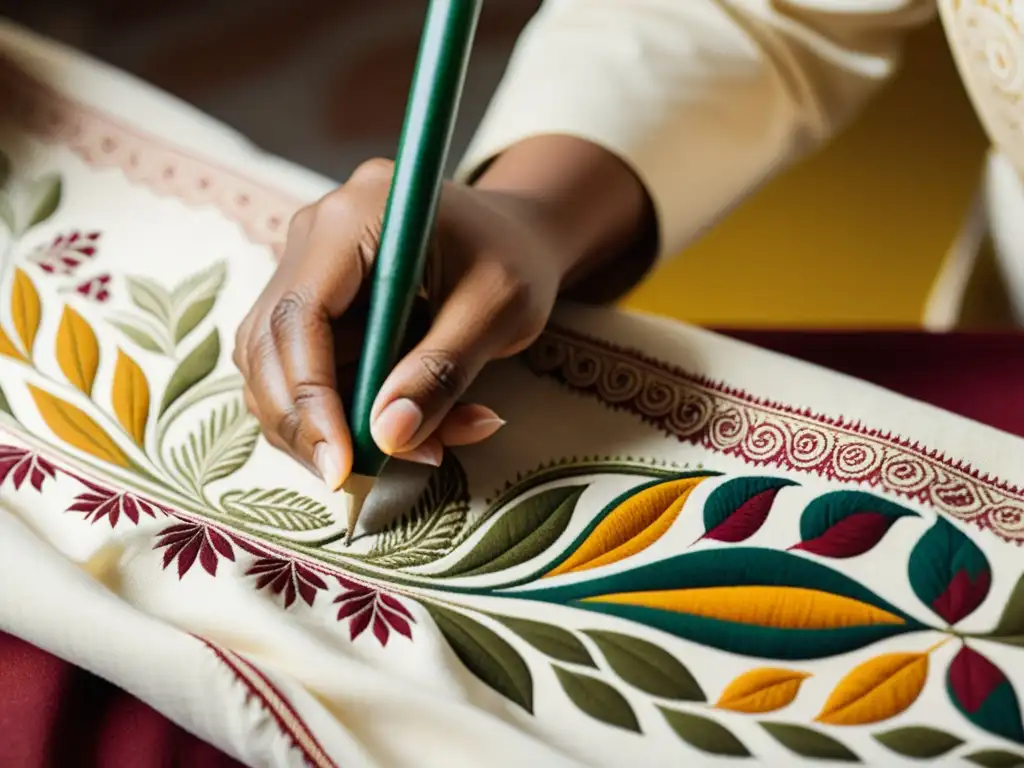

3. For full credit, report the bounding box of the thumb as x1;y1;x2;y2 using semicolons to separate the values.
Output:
369;278;510;455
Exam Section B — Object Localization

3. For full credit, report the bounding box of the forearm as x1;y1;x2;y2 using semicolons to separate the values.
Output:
474;134;657;301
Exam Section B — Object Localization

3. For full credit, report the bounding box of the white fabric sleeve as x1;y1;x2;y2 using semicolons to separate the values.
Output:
457;0;935;260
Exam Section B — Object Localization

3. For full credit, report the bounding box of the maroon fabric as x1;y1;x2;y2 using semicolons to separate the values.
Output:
3;329;1024;767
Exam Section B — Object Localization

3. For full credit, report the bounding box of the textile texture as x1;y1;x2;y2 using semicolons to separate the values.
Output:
3;20;1024;768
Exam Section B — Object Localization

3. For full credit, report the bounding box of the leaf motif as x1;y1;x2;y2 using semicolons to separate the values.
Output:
659;708;750;757
109;317;169;355
493;616;595;666
112;349;150;445
715;668;810;714
701;476;796;543
220;488;332;532
909;516;992;626
160;329;219;415
11;268;40;357
553;665;639;732
816;651;929;725
986;572;1024;646
583;630;704;700
0;325;26;361
127;276;173;327
516;548;918;660
23;173;61;231
425;604;533;712
794;490;919;558
170;399;258;489
760;722;859;762
442;485;585;577
28;385;129;467
546;475;708;577
873;726;963;758
965;749;1024;767
365;455;469;568
170;261;226;342
947;644;1024;743
56;305;99;395
0;381;13;418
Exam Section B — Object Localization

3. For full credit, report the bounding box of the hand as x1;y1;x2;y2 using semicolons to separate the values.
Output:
234;159;565;489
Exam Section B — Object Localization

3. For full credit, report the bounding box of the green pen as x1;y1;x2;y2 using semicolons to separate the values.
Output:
342;0;482;544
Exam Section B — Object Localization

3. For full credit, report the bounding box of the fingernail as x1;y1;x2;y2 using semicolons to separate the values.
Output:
372;398;424;454
314;442;344;492
395;441;443;467
438;404;506;447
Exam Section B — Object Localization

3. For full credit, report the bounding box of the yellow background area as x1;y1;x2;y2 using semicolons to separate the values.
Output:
623;22;988;328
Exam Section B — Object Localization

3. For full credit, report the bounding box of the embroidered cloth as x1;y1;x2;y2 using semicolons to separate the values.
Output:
2;21;1024;768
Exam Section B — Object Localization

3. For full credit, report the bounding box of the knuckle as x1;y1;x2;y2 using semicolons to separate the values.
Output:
268;290;314;342
418;351;468;398
289;204;315;233
312;188;356;224
351;158;393;185
275;407;304;449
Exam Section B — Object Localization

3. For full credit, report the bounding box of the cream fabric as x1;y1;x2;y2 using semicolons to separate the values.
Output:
459;0;1023;262
4;19;1024;768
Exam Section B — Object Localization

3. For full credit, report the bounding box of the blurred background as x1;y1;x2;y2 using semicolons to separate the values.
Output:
4;0;999;328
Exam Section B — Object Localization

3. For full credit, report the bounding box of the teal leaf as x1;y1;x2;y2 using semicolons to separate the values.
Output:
160;329;219;415
365;455;469;568
128;277;173;327
170;399;259;490
426;604;533;712
793;490;918;558
966;749;1024;767
553;665;639;732
986;572;1024;646
702;476;796;543
109;317;170;355
220;488;332;532
873;726;963;758
170;261;226;342
441;486;585;577
660;708;750;757
22;173;61;231
909;516;991;625
583;630;704;700
514;547;918;660
760;722;859;762
494;616;595;666
947;644;1024;744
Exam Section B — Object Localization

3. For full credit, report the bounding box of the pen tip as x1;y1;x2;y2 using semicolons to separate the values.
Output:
341;473;375;547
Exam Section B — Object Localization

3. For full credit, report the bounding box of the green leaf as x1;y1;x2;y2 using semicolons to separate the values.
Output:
128;276;173;328
109;317;171;355
441;485;585;577
553;665;639;732
702;476;796;542
873;726;963;758
794;490;919;558
760;722;859;762
966;749;1024;767
493;616;595;666
171;399;259;489
365;455;469;568
22;173;61;231
909;516;991;625
170;261;226;342
987;572;1024;646
220;488;332;532
583;630;704;701
659;707;750;757
160;329;219;415
425;604;533;712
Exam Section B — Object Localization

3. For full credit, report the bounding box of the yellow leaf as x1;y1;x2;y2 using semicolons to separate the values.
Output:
56;305;99;395
29;384;129;467
585;586;906;629
715;668;811;714
11;268;40;356
0;325;26;361
112;349;149;445
546;476;705;577
815;651;928;725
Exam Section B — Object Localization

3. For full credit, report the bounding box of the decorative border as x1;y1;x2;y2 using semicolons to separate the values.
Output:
526;326;1024;543
197;637;339;768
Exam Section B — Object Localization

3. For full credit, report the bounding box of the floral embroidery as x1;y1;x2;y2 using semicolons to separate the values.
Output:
247;557;328;608
334;577;415;646
154;521;236;577
28;230;100;275
65;273;111;303
0;445;56;491
66;478;163;527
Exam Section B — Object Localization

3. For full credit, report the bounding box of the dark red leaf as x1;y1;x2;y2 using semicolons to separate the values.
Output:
176;537;202;577
372;615;389;646
12;458;29;489
933;568;992;626
349;606;373;640
122;496;139;524
336;595;373;620
228;534;270;557
381;607;412;639
792;512;894;558
949;646;1005;713
296;564;327;589
207;528;235;561
379;594;414;621
297;579;318;607
199;539;219;576
247;558;284;576
705;487;782;542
